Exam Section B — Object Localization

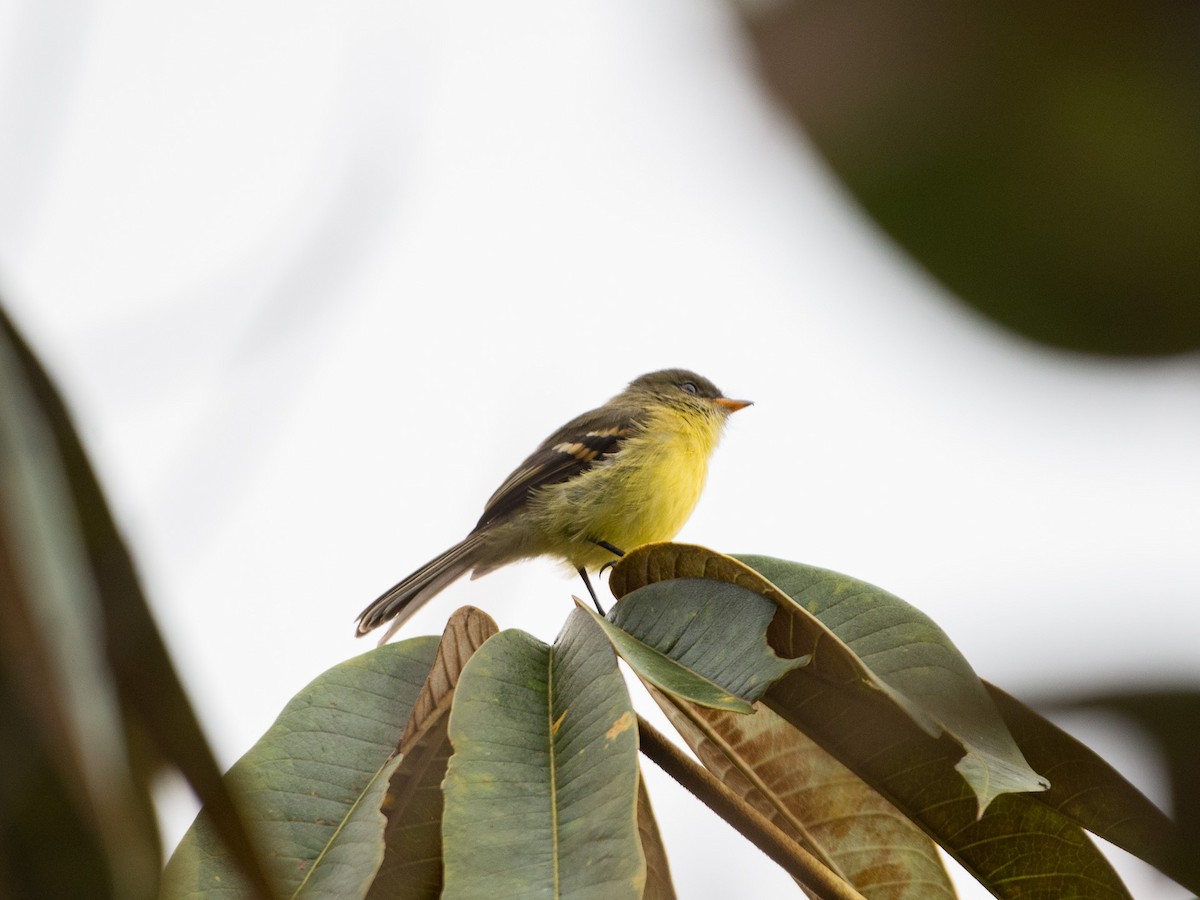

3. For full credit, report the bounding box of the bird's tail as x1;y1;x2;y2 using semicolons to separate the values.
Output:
356;534;485;643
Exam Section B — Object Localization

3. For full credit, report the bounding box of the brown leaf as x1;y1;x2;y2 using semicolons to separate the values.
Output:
650;687;954;900
636;769;677;900
368;606;498;899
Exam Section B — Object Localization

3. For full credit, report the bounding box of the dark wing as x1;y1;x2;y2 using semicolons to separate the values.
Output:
473;405;640;531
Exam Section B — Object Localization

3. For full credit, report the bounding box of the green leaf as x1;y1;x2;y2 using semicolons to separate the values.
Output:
738;553;1048;811
584;609;748;713
368;607;500;900
611;544;1047;812
442;610;643;900
162;637;439;899
728;554;1191;893
610;544;1133;897
608;578;807;702
578;579;805;713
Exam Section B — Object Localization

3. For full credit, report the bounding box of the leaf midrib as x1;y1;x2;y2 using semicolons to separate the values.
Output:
292;753;398;898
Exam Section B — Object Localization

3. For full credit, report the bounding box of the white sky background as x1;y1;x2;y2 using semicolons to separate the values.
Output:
2;2;1198;897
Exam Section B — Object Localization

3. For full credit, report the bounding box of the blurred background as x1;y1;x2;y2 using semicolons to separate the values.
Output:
1;1;1197;896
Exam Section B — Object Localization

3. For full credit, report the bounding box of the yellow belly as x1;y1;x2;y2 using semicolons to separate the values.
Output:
530;406;723;569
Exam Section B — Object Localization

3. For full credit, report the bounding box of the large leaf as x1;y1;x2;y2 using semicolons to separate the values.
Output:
610;544;1046;812
598;553;952;896
0;304;269;898
368;607;499;899
748;551;1194;892
609;544;1141;897
441;610;644;900
650;690;955;900
764;648;1131;898
595;562;947;896
739;553;1048;811
162;637;439;898
739;2;1200;355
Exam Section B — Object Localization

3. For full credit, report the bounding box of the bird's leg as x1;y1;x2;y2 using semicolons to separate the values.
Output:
591;539;626;558
578;567;606;616
581;540;624;615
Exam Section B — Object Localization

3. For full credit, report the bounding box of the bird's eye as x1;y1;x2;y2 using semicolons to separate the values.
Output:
680;382;698;395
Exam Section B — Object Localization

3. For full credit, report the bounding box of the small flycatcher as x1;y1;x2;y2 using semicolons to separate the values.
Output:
356;368;750;641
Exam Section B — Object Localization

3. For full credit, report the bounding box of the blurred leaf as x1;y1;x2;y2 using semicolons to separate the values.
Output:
442;610;644;900
740;2;1200;355
0;667;116;898
650;688;956;900
368;607;499;900
162;637;439;899
1;306;159;898
1010;685;1200;893
0;304;273;897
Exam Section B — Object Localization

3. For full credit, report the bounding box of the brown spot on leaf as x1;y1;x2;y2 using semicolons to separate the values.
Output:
606;710;635;742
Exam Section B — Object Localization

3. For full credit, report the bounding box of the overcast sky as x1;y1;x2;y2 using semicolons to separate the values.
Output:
2;3;1196;897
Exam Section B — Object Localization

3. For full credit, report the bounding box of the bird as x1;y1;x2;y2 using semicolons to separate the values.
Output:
356;368;751;642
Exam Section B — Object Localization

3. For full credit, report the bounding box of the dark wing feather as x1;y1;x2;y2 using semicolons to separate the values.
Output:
473;405;640;531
